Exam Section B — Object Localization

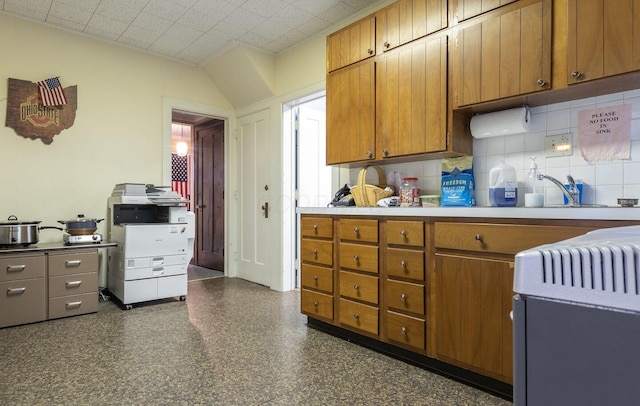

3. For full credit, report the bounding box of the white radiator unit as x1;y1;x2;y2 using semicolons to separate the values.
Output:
514;225;640;312
513;225;640;406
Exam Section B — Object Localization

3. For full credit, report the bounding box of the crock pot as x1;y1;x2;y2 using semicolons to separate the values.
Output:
57;214;104;235
0;215;41;246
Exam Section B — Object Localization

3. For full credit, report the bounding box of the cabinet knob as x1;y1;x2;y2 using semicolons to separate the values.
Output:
313;301;318;307
400;260;407;269
384;41;390;48
353;255;359;262
353;227;359;234
383;149;389;156
313;275;318;281
312;249;318;256
353;313;360;320
401;293;407;301
313;224;318;231
475;234;482;242
400;230;406;237
366;151;373;158
367;48;373;55
537;79;546;87
353;283;360;291
401;327;407;335
571;70;582;79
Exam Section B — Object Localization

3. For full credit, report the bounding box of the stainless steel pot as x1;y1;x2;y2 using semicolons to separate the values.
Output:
0;215;41;246
57;214;104;235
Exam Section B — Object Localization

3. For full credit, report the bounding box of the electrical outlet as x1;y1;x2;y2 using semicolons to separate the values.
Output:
545;133;573;157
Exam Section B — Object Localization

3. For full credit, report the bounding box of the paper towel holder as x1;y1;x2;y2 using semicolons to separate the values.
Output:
470;105;531;139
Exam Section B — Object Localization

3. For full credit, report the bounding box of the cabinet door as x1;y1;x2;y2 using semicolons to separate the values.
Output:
567;0;640;84
326;60;375;164
453;0;518;21
377;35;447;158
435;253;514;382
327;15;375;72
377;0;448;54
454;0;551;107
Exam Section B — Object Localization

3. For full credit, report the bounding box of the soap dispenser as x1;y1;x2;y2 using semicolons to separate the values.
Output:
525;156;544;207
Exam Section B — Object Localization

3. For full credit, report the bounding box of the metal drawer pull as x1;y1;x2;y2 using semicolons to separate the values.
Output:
353;227;359;234
66;280;82;288
401;293;407;301
7;287;26;295
401;327;407;335
353;255;359;262
353;284;360;291
313;275;318;281
7;265;26;272
537;79;546;87
353;313;360;320
400;230;406;237
571;70;582;79
66;301;82;308
400;261;407;269
475;234;482;242
65;260;81;267
313;224;318;231
312;249;318;256
313;301;318;307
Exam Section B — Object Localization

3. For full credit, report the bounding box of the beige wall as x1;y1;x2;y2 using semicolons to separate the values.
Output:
0;13;230;241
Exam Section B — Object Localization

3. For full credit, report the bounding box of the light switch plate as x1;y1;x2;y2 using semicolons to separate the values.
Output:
545;133;573;157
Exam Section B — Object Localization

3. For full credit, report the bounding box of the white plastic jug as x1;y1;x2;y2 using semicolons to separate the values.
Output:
489;160;518;207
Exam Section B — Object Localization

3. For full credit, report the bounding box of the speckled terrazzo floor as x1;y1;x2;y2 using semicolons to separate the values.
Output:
0;277;512;405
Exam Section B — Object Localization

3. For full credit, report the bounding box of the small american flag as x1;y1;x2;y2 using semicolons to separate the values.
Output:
171;153;189;200
37;77;67;106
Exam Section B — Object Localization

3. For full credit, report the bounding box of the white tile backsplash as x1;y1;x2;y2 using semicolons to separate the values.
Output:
348;91;640;207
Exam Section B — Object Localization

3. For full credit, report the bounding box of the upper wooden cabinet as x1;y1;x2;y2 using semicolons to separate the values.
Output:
376;35;448;158
327;15;376;73
567;0;640;84
452;0;518;21
376;0;448;53
326;60;376;164
453;0;551;107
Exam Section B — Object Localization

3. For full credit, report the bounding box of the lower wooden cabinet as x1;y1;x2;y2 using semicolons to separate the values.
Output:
301;289;334;321
339;298;379;335
435;254;513;382
386;310;426;351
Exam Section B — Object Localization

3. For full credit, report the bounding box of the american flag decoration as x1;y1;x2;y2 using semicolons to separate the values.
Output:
171;153;189;201
37;77;67;106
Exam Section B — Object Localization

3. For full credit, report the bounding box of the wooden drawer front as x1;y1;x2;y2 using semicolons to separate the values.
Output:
301;239;333;266
386;310;426;351
339;219;378;243
0;254;45;282
48;251;98;276
49;272;98;298
301;263;333;293
301;216;333;239
386;248;425;281
386;279;425;315
339;242;378;274
48;292;97;320
301;289;334;320
339;298;379;335
434;223;594;255
0;278;46;327
340;271;379;305
386;221;424;247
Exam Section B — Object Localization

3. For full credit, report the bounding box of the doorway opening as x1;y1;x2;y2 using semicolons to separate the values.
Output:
172;110;225;279
283;92;337;289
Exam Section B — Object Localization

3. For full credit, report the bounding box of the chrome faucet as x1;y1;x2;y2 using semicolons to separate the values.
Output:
537;174;580;206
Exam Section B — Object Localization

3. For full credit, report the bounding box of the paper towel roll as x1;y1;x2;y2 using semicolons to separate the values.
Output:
470;106;530;138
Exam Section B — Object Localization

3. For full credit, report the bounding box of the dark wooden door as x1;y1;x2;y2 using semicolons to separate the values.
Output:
194;120;224;270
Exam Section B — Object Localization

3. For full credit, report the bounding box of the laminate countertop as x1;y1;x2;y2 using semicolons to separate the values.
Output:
297;206;640;221
0;241;117;254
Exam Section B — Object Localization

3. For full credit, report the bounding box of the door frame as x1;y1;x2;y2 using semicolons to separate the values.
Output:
162;97;235;277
